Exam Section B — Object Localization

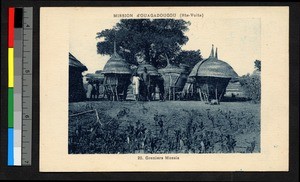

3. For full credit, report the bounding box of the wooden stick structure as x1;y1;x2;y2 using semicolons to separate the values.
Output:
69;109;96;117
169;75;172;101
116;75;119;101
215;87;218;101
69;109;103;126
218;88;225;102
94;109;103;126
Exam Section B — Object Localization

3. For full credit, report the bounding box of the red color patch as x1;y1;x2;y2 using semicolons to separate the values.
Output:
8;7;15;48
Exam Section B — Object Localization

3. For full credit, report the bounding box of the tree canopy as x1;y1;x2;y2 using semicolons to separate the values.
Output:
96;19;201;68
254;60;261;71
173;50;203;70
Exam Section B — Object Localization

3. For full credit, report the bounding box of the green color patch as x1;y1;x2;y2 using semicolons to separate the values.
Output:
8;88;14;128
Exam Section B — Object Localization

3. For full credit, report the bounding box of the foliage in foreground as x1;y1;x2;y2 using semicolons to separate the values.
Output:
69;105;259;154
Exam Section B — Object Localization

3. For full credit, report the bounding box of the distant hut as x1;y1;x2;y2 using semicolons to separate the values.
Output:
85;70;105;84
69;53;88;102
158;57;188;100
102;42;132;101
85;70;105;98
224;81;246;99
188;45;238;103
136;63;159;76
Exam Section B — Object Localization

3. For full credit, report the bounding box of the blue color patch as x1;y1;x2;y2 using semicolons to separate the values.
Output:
8;128;14;165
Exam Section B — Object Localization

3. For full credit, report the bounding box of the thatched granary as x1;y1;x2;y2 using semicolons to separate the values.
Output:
69;53;88;102
102;43;132;101
182;77;197;100
188;45;238;103
158;64;188;100
137;63;160;76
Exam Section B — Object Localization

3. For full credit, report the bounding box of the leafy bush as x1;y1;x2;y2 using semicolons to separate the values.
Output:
239;73;261;103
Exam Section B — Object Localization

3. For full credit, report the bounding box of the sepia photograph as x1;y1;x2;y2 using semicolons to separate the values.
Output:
40;7;288;172
68;17;261;155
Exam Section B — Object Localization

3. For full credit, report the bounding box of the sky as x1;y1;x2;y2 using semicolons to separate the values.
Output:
69;18;261;76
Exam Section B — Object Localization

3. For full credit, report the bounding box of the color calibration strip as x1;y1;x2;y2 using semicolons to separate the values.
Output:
8;7;33;166
8;7;15;166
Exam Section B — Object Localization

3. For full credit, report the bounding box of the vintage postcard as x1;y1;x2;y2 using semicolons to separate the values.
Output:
40;7;289;172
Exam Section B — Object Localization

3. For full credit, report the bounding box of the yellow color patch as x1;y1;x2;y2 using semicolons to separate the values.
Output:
8;48;14;88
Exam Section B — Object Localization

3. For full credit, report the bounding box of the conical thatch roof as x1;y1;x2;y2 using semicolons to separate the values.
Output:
95;70;102;74
137;63;160;76
69;53;87;72
158;64;186;75
102;53;132;75
189;46;238;79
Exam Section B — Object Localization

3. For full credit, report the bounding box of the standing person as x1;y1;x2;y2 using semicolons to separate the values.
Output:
141;67;150;101
86;80;93;101
156;76;165;101
132;73;141;101
91;81;98;100
95;81;100;99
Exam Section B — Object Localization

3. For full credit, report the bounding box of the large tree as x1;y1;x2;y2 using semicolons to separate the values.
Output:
96;19;191;68
173;50;203;70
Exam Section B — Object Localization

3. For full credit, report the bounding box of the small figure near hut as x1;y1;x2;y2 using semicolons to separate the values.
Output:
91;81;100;99
141;67;151;101
86;80;93;100
132;72;141;101
136;63;160;101
85;70;105;100
156;76;165;101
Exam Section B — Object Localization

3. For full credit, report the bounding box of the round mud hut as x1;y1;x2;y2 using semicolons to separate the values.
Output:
102;44;132;101
159;63;188;100
188;45;238;103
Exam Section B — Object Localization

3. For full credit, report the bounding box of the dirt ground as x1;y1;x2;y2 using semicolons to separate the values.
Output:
69;101;260;154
